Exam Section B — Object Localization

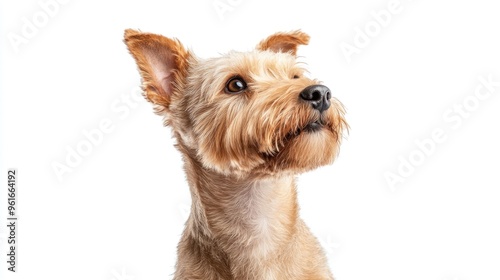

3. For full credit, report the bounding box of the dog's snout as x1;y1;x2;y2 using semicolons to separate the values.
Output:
299;85;331;113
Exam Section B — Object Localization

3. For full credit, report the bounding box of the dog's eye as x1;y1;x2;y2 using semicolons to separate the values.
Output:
225;76;247;94
293;75;300;79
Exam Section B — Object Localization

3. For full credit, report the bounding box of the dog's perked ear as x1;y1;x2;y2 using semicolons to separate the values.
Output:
123;29;190;111
256;30;310;56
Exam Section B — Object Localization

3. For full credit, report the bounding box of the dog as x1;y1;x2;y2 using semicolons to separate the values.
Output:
124;29;347;280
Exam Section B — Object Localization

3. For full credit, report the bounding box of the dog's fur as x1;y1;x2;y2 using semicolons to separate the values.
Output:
124;29;347;279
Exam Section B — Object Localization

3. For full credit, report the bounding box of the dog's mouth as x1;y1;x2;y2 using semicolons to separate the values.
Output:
260;118;328;159
259;116;339;161
285;118;326;140
303;119;324;132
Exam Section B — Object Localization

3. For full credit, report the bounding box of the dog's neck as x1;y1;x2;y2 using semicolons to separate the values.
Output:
180;146;299;263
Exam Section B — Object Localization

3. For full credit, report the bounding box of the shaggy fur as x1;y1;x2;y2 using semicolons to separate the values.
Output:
124;29;347;280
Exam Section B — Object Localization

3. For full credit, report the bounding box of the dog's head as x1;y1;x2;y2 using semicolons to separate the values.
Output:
124;30;347;176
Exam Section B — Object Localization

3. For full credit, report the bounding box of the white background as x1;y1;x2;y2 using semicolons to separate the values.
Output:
1;0;500;279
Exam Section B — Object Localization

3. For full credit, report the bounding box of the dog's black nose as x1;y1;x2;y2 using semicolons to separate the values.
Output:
299;85;331;113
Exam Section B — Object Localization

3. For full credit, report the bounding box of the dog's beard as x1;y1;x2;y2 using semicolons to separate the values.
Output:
259;105;346;174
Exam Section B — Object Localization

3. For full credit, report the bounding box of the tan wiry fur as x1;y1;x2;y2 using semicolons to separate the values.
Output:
124;29;347;279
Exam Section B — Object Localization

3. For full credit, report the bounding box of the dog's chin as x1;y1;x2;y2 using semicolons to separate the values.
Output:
261;122;341;174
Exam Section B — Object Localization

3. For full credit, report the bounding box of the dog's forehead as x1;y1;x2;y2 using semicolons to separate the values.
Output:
195;50;299;77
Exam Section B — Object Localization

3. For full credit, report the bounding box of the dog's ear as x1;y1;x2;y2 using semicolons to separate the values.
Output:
256;30;310;56
124;29;190;110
